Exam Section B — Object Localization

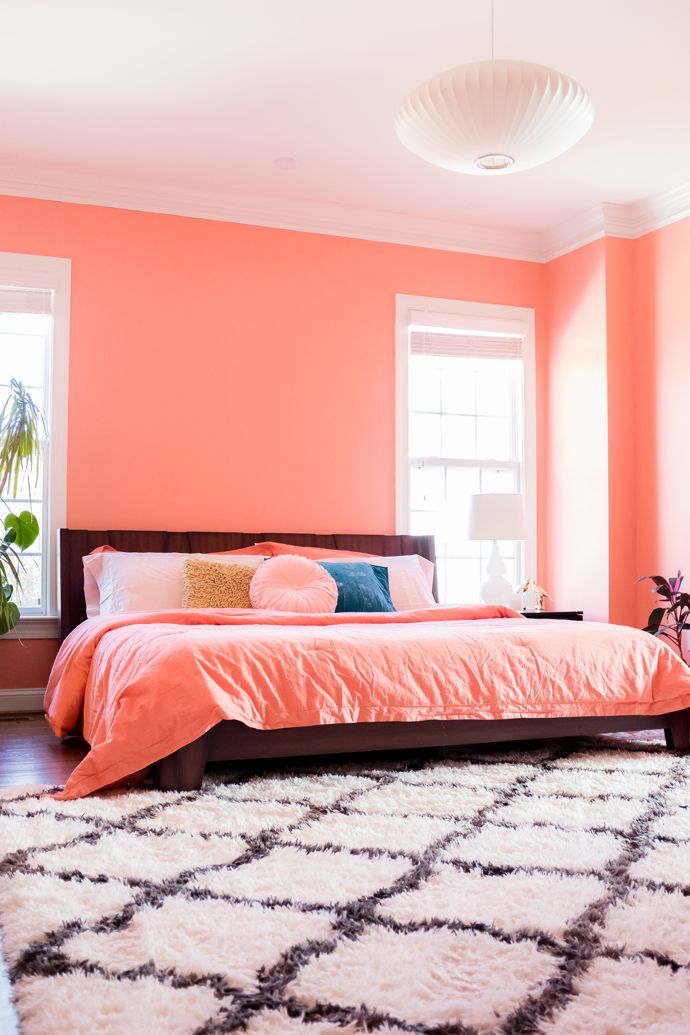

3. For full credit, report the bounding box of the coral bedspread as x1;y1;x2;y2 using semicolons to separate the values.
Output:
45;606;690;799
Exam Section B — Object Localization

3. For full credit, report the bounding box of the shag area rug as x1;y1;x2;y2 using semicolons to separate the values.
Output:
0;739;689;1035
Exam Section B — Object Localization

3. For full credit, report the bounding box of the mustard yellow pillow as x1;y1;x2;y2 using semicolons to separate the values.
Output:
182;559;257;609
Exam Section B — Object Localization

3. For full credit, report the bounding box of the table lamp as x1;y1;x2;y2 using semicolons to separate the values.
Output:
468;493;527;605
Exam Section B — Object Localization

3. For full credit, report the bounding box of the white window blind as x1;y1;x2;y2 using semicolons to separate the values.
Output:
397;297;535;605
0;286;54;615
0;288;53;314
410;331;523;359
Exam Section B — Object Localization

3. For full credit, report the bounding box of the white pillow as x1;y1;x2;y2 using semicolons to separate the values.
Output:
83;552;265;616
83;559;104;619
412;555;435;593
319;555;436;611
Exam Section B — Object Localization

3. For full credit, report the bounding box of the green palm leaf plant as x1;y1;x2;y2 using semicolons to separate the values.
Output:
0;378;43;634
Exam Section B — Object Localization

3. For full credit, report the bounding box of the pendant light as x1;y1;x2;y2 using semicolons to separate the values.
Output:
395;1;594;175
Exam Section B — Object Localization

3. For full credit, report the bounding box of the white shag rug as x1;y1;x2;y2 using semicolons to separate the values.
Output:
0;739;689;1035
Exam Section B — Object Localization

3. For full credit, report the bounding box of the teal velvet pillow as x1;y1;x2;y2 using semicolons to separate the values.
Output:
318;562;395;613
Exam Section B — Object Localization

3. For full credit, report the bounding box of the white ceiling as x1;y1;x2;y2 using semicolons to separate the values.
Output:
1;0;689;243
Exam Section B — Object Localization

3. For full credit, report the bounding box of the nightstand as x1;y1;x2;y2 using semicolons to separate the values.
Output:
521;610;583;621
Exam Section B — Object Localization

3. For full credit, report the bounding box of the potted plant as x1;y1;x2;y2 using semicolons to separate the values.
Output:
0;378;42;634
639;571;690;665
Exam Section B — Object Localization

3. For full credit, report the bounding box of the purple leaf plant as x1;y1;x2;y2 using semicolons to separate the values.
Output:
638;570;690;665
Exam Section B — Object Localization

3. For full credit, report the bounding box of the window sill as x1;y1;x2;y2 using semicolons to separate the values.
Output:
2;616;59;640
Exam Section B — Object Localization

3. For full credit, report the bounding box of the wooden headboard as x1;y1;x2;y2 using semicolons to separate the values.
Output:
59;529;438;641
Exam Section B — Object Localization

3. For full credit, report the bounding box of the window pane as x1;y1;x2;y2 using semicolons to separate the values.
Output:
13;554;42;609
445;466;481;556
410;509;456;560
445;464;480;505
476;416;511;460
412;509;480;562
1;458;44;502
475;363;515;417
0;307;52;617
441;361;475;415
409;464;444;511
409;509;441;538
479;466;518;493
0;313;51;335
409;412;441;457
409;358;441;412
441;415;474;458
444;559;482;604
0;333;46;388
444;533;481;558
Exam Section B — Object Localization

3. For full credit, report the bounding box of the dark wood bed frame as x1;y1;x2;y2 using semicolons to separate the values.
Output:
59;528;690;791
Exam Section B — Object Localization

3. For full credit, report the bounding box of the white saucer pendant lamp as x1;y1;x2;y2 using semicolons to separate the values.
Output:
395;58;594;176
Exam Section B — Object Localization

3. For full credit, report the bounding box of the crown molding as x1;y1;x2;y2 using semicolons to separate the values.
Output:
542;201;641;261
630;182;690;237
543;184;690;260
0;159;689;264
542;205;611;261
0;160;544;263
600;201;640;239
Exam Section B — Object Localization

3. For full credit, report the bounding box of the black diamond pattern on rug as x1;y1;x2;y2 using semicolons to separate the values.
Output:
0;737;689;1034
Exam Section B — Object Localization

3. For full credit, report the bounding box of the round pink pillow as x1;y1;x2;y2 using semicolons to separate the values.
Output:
249;554;338;613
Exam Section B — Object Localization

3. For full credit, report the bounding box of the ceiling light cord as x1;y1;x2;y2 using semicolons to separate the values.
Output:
490;0;495;130
491;0;494;65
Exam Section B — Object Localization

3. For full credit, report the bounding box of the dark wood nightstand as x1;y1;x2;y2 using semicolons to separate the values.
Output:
521;610;583;621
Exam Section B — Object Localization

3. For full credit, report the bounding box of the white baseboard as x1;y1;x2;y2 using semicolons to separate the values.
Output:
0;688;45;714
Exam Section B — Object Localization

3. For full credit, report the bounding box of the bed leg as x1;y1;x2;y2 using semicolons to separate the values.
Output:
664;710;690;750
152;735;207;791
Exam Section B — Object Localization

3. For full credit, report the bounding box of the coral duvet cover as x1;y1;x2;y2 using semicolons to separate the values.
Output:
45;606;690;799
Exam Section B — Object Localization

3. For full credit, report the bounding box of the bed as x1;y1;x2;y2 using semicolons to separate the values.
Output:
49;527;690;798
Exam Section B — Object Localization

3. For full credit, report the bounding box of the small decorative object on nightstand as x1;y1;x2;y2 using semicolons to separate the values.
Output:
521;610;583;621
520;578;551;611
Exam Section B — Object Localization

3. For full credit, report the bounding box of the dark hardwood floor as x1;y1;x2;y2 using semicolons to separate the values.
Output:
0;713;668;792
0;715;88;788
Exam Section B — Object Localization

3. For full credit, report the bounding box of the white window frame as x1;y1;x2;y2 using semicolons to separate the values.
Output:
0;252;71;638
395;293;537;594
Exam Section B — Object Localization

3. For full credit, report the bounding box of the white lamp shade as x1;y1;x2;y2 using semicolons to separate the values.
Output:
468;493;527;541
395;59;594;175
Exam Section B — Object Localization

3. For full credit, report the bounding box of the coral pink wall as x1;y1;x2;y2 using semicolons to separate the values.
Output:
542;220;690;628
1;196;545;532
0;194;545;691
634;217;690;626
3;187;687;697
543;240;610;620
0;640;57;692
604;238;637;626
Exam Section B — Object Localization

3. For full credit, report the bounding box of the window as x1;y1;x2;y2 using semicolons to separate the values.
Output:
0;254;70;631
396;295;536;603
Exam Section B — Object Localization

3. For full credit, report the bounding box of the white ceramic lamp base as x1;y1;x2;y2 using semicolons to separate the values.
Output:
479;539;513;605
